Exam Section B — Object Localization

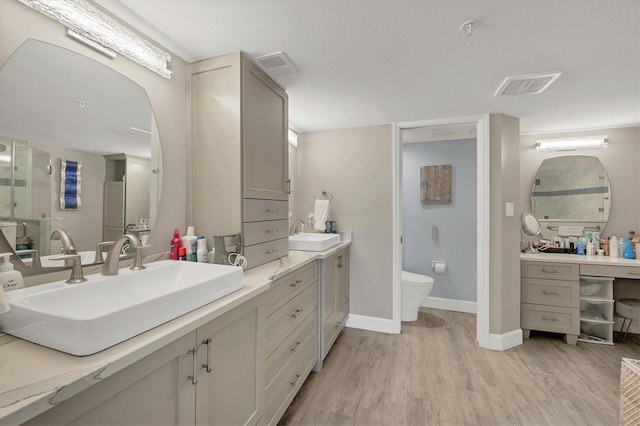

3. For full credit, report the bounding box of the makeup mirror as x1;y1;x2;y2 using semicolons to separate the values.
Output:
521;211;541;253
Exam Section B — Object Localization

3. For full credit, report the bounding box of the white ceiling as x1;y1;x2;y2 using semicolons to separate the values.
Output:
97;0;639;135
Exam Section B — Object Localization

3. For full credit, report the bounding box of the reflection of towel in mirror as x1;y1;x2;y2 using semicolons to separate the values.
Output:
314;199;330;231
558;226;584;237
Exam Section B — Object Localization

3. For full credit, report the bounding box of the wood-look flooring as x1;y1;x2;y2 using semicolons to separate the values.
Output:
280;308;640;426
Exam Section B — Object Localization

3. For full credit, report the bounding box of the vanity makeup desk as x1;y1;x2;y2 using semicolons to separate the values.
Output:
520;253;640;345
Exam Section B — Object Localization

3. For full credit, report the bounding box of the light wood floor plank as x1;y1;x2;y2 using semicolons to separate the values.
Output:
280;308;640;426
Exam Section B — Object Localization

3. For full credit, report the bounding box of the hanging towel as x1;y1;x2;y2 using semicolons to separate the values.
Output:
314;199;330;231
557;226;584;237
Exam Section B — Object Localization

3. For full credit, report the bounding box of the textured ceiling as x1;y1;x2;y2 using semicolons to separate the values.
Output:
96;0;640;134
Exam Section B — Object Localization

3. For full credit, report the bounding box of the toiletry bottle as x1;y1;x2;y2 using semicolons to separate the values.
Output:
0;285;10;314
196;236;208;263
0;253;24;291
179;246;187;261
181;226;198;262
170;228;182;260
622;238;635;259
610;235;619;258
576;241;585;256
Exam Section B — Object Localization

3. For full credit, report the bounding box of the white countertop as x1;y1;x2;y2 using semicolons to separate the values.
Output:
0;240;350;425
520;252;640;268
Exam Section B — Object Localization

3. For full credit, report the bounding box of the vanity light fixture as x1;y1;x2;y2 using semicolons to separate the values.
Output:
535;135;608;151
18;0;172;79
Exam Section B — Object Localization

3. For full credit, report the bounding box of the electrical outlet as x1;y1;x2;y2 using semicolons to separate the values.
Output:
505;202;514;217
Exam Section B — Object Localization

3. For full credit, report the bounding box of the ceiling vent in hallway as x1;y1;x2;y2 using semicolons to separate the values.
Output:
252;52;298;77
114;127;151;137
495;71;562;96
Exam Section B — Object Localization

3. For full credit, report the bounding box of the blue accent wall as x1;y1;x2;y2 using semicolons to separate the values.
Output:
402;139;477;302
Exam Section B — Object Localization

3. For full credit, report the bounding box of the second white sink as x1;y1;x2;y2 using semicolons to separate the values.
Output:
289;233;340;252
0;260;243;355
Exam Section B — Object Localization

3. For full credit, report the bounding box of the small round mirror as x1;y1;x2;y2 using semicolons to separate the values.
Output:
521;212;541;253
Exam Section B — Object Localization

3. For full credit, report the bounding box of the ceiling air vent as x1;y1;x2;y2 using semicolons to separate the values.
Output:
114;127;151;137
252;52;297;77
495;71;562;96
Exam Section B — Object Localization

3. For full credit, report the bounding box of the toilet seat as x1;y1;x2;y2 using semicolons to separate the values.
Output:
401;270;434;286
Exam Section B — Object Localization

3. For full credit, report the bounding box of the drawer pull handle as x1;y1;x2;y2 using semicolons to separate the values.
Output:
291;308;302;319
290;341;302;352
542;316;559;322
266;249;279;255
542;290;559;296
542;269;558;273
202;338;212;373
265;229;279;234
188;348;198;385
290;373;301;386
265;208;279;212
290;279;303;288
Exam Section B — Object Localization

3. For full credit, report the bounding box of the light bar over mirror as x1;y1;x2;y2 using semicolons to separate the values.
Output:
18;0;172;79
535;135;608;152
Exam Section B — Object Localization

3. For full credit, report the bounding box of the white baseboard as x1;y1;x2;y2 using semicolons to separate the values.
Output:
422;297;477;314
345;314;398;334
488;328;523;351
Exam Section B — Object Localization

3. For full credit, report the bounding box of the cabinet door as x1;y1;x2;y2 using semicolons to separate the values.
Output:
242;56;289;200
25;332;196;426
335;249;349;310
321;253;337;328
196;297;264;426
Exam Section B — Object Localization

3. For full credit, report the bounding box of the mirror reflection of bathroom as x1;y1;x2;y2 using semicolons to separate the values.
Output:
401;124;478;325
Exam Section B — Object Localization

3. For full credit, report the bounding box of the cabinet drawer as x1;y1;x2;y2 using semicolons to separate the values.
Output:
265;310;317;389
521;278;579;308
521;261;579;281
264;334;317;426
266;283;318;356
521;303;579;335
244;238;288;269
323;300;348;360
243;219;289;246
580;264;640;280
243;199;288;222
265;261;318;316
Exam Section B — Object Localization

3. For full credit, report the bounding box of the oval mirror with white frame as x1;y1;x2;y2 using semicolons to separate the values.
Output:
521;211;541;253
0;39;162;274
531;155;610;238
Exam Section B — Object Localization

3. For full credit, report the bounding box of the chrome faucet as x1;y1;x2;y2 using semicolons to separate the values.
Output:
50;230;77;255
289;220;305;236
102;234;142;276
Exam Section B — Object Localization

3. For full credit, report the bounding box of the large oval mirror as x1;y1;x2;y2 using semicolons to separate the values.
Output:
531;155;611;226
0;39;162;270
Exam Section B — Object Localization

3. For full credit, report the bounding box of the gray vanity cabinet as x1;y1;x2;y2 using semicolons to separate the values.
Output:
319;247;350;364
26;297;264;426
25;332;197;425
187;52;289;269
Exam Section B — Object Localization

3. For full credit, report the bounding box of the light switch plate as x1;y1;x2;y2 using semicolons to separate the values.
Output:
505;202;514;217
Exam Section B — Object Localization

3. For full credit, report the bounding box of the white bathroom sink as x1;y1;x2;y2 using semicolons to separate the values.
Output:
0;260;243;355
289;233;340;252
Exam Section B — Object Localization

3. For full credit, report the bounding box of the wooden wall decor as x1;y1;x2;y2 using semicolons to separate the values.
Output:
420;164;452;205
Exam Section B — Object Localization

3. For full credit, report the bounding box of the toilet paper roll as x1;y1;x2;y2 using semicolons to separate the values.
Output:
433;261;447;274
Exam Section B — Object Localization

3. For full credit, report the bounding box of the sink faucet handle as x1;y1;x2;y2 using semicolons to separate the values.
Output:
131;244;154;271
95;241;115;264
49;254;87;284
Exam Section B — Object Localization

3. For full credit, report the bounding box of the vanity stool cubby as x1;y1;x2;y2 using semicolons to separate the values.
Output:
521;261;580;345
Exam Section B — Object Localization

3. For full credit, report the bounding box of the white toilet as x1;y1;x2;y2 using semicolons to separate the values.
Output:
401;270;434;321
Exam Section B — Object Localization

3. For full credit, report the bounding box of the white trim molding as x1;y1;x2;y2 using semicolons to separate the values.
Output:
391;123;402;334
422;297;477;314
346;313;396;334
489;329;523;351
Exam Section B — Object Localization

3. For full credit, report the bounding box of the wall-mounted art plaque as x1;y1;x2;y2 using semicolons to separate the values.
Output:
420;164;451;205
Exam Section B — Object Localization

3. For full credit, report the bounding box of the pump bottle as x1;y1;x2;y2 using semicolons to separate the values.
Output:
0;253;24;292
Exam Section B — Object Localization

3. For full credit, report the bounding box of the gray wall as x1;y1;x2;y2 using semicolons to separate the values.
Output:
402;139;477;302
0;1;187;254
489;114;521;335
519;126;640;237
296;125;394;320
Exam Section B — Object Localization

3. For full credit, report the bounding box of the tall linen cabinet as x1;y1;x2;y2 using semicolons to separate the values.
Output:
187;52;289;268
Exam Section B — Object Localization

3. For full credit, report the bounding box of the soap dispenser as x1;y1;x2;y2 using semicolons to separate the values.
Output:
0;253;24;292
